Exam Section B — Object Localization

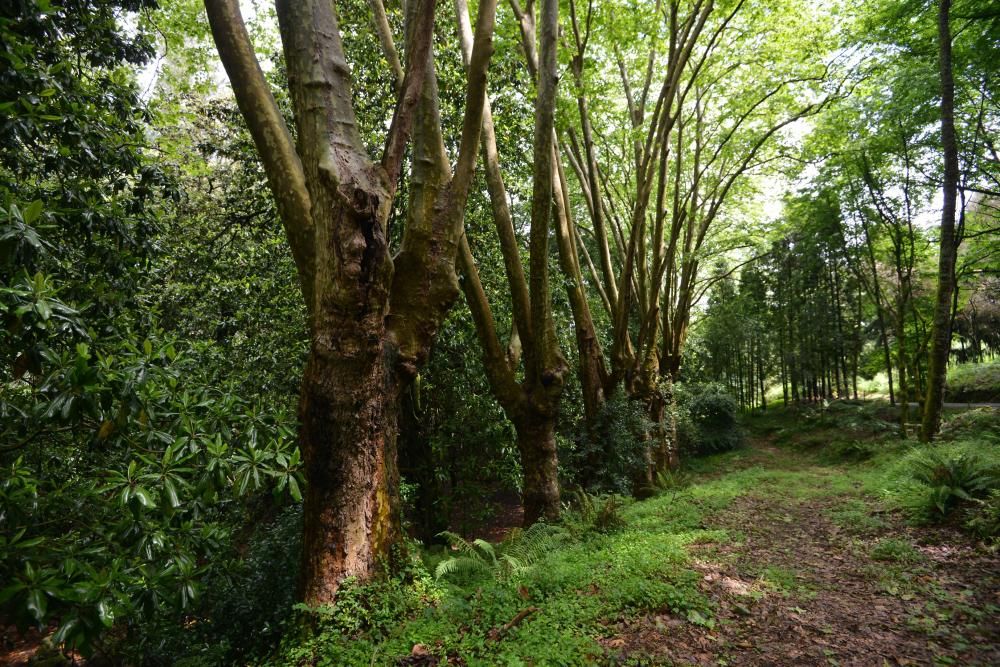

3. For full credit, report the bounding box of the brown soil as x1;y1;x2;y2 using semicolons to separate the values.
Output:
602;445;1000;666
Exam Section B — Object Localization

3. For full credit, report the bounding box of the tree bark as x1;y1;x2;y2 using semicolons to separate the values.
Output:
205;0;497;604
513;410;561;523
921;0;959;442
299;341;400;605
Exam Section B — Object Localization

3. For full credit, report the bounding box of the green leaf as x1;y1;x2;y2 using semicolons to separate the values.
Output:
288;475;303;502
132;486;156;508
163;479;181;508
0;583;25;604
22;200;43;224
52;618;80;644
97;600;115;627
26;589;47;621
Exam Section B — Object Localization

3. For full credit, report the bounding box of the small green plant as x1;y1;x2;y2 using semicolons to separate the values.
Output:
965;489;1000;542
908;450;998;518
434;523;560;582
870;538;922;563
291;549;439;640
565;488;626;534
828;499;886;534
643;469;691;506
823;439;876;463
758;565;805;595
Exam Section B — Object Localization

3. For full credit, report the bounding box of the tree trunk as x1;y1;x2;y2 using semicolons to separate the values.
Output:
513;410;561;523
299;338;400;605
921;0;959;442
206;0;499;606
397;383;447;544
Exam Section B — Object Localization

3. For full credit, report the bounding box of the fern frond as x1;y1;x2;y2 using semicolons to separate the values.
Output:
437;531;480;558
435;556;491;581
472;538;497;563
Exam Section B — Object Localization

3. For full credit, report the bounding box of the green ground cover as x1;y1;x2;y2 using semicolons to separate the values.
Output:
250;404;1000;666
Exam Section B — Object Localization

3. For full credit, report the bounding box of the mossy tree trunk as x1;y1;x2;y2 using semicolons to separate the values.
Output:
921;0;960;442
205;0;498;604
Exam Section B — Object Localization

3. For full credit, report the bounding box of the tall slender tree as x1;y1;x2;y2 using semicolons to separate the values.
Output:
457;0;567;523
921;0;960;441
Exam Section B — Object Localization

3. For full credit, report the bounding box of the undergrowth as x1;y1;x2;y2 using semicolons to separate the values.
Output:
246;403;1000;666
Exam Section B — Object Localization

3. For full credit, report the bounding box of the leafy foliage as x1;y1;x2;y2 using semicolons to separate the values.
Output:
562;390;652;494
677;383;745;455
965;490;1000;542
435;523;563;583
564;488;627;534
887;443;1000;522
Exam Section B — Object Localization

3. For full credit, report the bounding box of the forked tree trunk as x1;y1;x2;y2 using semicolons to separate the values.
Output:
205;0;498;604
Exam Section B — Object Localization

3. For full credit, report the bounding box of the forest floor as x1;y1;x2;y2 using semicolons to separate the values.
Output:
604;436;1000;666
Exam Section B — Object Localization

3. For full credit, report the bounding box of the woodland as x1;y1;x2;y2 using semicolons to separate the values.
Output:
1;0;999;664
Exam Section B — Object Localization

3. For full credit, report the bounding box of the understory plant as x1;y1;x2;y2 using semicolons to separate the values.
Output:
434;523;563;583
885;440;1000;522
676;383;744;455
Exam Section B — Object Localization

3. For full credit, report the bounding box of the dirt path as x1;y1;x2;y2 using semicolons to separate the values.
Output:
604;444;1000;666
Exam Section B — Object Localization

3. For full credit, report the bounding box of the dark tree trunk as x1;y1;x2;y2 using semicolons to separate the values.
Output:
397;384;447;544
514;410;561;523
299;337;400;604
921;0;960;441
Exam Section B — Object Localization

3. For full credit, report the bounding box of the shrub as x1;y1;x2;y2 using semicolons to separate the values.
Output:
965;490;1000;542
885;442;1000;523
128;504;303;664
676;383;744;455
939;407;1000;441
946;360;1000;403
561;390;652;494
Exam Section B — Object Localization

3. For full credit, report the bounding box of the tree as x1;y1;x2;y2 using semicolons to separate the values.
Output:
561;0;839;480
457;0;567;523
203;0;499;604
921;0;960;440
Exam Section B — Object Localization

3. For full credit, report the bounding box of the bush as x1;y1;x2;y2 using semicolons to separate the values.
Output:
940;407;1000;441
946;360;1000;403
823;439;877;463
884;441;1000;523
677;383;744;456
128;504;303;664
561;390;652;494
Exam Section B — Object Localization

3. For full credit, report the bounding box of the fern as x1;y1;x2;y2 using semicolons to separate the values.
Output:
907;450;999;518
565;487;625;533
648;470;689;495
435;523;560;582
